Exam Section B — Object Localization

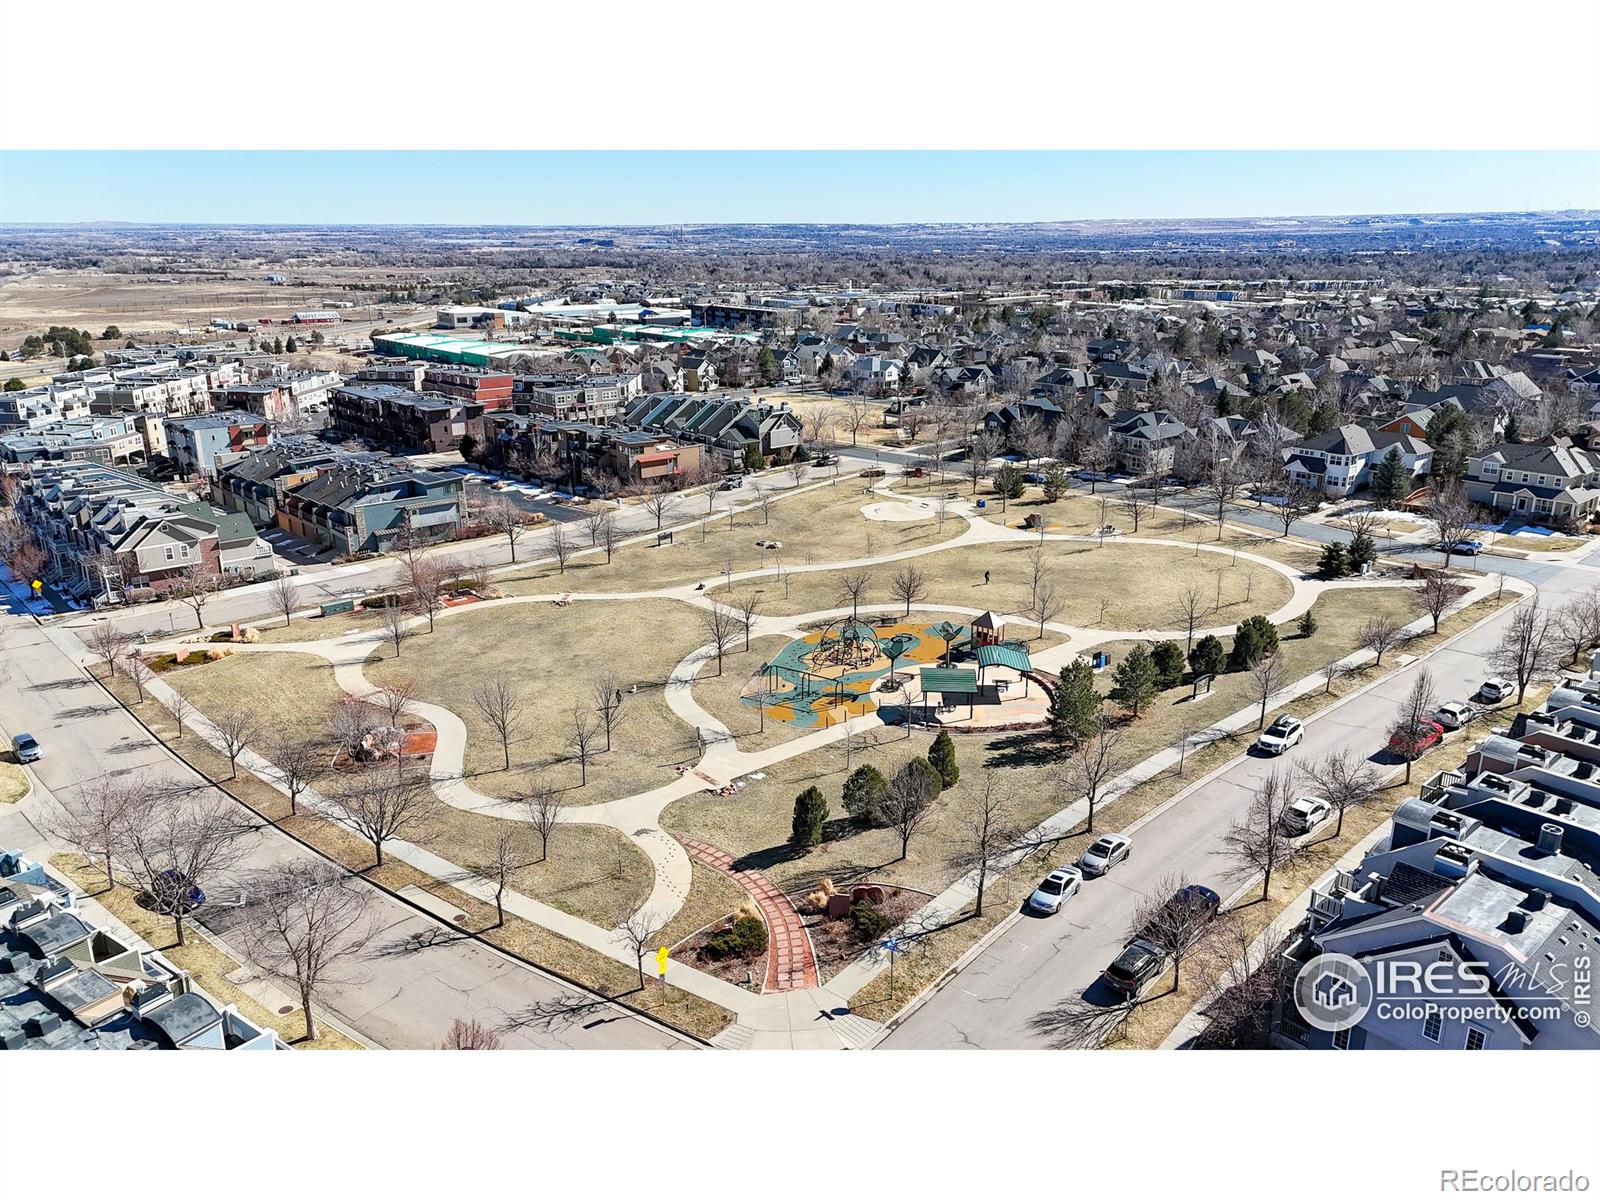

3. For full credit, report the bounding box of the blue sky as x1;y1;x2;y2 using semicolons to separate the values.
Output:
1;151;1595;225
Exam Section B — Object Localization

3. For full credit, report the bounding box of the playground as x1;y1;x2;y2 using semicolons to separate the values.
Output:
744;612;1045;730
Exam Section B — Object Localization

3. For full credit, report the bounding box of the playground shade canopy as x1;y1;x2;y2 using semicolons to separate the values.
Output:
919;667;979;697
975;643;1032;673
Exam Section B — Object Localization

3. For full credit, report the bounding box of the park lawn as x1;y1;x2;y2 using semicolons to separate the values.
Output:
786;396;908;447
689;633;802;753
103;642;733;1040
661;861;749;947
365;597;704;805
1083;585;1423;767
1492;533;1592;553
497;474;953;597
162;649;347;735
0;761;30;805
714;537;1297;634
245;605;393;645
976;488;1327;573
661;719;1072;904
49;854;364;1050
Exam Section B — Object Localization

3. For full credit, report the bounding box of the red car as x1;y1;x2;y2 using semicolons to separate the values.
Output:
1389;720;1444;759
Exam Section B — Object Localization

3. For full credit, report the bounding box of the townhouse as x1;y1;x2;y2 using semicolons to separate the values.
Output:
163;409;275;478
1282;424;1431;497
1462;439;1600;529
328;383;486;454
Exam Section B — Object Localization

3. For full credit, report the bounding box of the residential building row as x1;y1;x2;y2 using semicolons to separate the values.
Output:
1;850;288;1051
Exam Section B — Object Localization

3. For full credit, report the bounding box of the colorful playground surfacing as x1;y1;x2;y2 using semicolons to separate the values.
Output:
741;618;971;729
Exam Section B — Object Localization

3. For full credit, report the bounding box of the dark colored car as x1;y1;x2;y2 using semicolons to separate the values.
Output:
138;870;206;916
1105;938;1166;996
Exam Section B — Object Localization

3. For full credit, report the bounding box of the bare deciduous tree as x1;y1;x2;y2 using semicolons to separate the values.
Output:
521;780;563;862
1414;573;1466;635
1359;613;1405;666
617;907;666;991
884;759;938;861
567;707;602;786
212;702;262;780
484;495;532;563
592;671;626;752
1221;770;1299;902
118;783;250;947
731;592;762;651
380;597;412;658
1387;670;1440;784
399;553;453;633
239;858;375;1044
1247;650;1290;729
49;773;143;892
176;562;220;630
638;487;677;531
472;676;525;772
595;511;622;563
949;771;1019;917
265;727;326;817
698;602;741;675
1302;747;1380;837
1428;483;1476;567
124;653;152;704
833;569;873;619
475;826;520;928
546;521;575;573
1489;600;1559;705
1028;576;1064;638
1171;584;1207;652
1127;871;1217;992
169;689;195;739
86;621;132;679
440;1018;503;1049
1060;716;1128;835
267;574;301;628
325;770;429;870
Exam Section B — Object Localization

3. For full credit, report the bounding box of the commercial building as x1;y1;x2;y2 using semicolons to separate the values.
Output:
371;331;543;369
164;409;275;478
689;300;793;330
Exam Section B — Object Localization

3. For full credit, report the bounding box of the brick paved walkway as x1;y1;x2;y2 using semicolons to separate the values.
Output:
675;836;819;992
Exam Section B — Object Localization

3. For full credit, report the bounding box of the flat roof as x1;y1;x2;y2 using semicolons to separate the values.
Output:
920;667;978;695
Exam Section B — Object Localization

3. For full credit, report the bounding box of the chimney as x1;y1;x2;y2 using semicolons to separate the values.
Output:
1504;909;1527;934
1537;823;1564;855
1526;888;1551;911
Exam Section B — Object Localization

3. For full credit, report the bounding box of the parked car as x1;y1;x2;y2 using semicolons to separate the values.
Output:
717;476;743;491
1478;678;1514;703
1105;937;1166;997
1255;715;1305;755
1134;885;1222;939
1079;833;1132;877
1282;796;1333;836
1442;538;1484;556
1027;866;1083;914
1388;720;1445;758
9;732;41;764
1434;701;1475;730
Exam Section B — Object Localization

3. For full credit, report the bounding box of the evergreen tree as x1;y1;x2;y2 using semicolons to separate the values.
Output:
1188;634;1226;679
1308;400;1340;434
790;786;828;850
756;346;780;384
1348;530;1377;572
271;336;284;354
1372;445;1408;503
1228;615;1281;672
1041;463;1071;502
929;730;960;788
842;764;889;826
1110;644;1159;717
284;335;298;353
1049;659;1102;746
1151;640;1186;689
742;442;764;471
993;464;1026;499
1503;414;1522;444
1297;608;1319;638
1317;541;1349;579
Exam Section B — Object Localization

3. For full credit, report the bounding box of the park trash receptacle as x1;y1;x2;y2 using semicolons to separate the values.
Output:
976;499;986;508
